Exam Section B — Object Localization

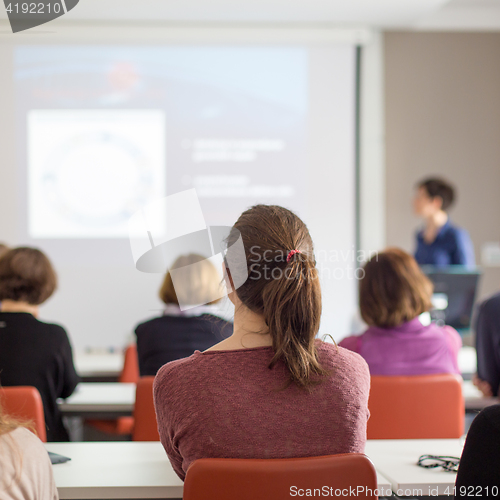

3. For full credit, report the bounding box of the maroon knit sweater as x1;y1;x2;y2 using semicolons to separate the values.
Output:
153;341;370;480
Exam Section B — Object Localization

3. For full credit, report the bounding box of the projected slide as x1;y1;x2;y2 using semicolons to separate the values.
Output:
16;46;308;237
28;109;165;238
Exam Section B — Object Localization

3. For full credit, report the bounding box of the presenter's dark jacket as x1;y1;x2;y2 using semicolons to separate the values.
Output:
0;312;79;442
475;292;500;397
455;405;500;494
415;219;475;267
135;307;233;376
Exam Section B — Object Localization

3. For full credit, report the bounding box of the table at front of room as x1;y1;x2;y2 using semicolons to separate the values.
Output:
46;441;393;500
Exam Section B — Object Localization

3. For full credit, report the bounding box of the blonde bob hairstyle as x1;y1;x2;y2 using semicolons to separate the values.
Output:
159;254;222;307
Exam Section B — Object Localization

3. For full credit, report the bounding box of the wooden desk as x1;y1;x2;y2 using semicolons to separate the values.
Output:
365;439;463;497
59;383;135;419
46;441;393;499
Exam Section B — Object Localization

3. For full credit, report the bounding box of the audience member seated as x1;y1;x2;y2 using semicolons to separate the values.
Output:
413;177;475;267
455;404;500;494
0;247;79;442
135;254;232;376
339;248;461;375
0;402;58;499
153;205;370;481
473;291;500;397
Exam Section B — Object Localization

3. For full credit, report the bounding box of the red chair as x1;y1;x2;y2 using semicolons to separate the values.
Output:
0;386;47;442
367;374;465;439
86;344;139;436
132;376;159;441
184;454;378;500
119;344;140;384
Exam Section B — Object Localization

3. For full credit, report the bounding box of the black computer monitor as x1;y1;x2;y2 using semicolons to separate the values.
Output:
422;267;482;330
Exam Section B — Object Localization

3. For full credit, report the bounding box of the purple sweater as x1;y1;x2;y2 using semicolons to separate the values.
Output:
339;318;462;376
153;341;370;480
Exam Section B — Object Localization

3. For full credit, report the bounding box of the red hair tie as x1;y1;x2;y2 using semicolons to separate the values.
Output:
286;249;301;263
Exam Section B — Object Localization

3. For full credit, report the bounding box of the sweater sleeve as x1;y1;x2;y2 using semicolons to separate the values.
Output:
153;365;186;481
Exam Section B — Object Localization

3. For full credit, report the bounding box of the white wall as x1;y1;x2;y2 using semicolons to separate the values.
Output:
385;32;500;302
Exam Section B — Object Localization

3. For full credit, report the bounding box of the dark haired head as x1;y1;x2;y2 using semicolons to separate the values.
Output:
359;248;433;328
0;247;57;305
418;178;455;212
225;205;325;389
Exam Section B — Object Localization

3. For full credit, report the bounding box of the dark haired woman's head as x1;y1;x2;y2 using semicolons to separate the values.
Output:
225;205;325;389
414;177;455;216
0;247;57;305
359;248;433;328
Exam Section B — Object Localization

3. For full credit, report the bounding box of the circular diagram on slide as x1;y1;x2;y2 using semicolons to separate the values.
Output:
42;131;155;228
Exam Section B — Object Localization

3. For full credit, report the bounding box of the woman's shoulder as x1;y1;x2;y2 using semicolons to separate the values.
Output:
21;316;69;344
135;314;169;332
3;426;45;449
316;341;370;377
1;427;58;499
154;352;202;387
30;316;67;333
1;427;52;469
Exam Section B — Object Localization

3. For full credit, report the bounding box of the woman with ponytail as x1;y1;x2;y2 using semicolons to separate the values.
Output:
153;205;370;481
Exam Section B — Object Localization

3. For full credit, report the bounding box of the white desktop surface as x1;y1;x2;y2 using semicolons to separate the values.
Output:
58;383;135;414
74;351;124;378
365;439;463;496
46;441;393;500
46;442;183;499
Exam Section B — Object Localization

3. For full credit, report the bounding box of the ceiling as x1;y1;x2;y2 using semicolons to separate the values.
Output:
2;0;500;30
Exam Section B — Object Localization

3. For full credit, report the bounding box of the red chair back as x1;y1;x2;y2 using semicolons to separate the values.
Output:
367;374;464;439
119;344;139;384
184;454;378;500
132;376;159;441
0;386;47;442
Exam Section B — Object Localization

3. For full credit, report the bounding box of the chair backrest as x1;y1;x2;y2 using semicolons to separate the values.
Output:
0;386;47;442
119;344;140;384
132;376;159;441
184;454;378;500
367;374;464;439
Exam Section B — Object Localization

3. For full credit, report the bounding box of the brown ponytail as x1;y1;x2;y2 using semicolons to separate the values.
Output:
226;205;326;389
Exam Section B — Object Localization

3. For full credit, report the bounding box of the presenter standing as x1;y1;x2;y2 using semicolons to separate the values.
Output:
413;177;475;267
